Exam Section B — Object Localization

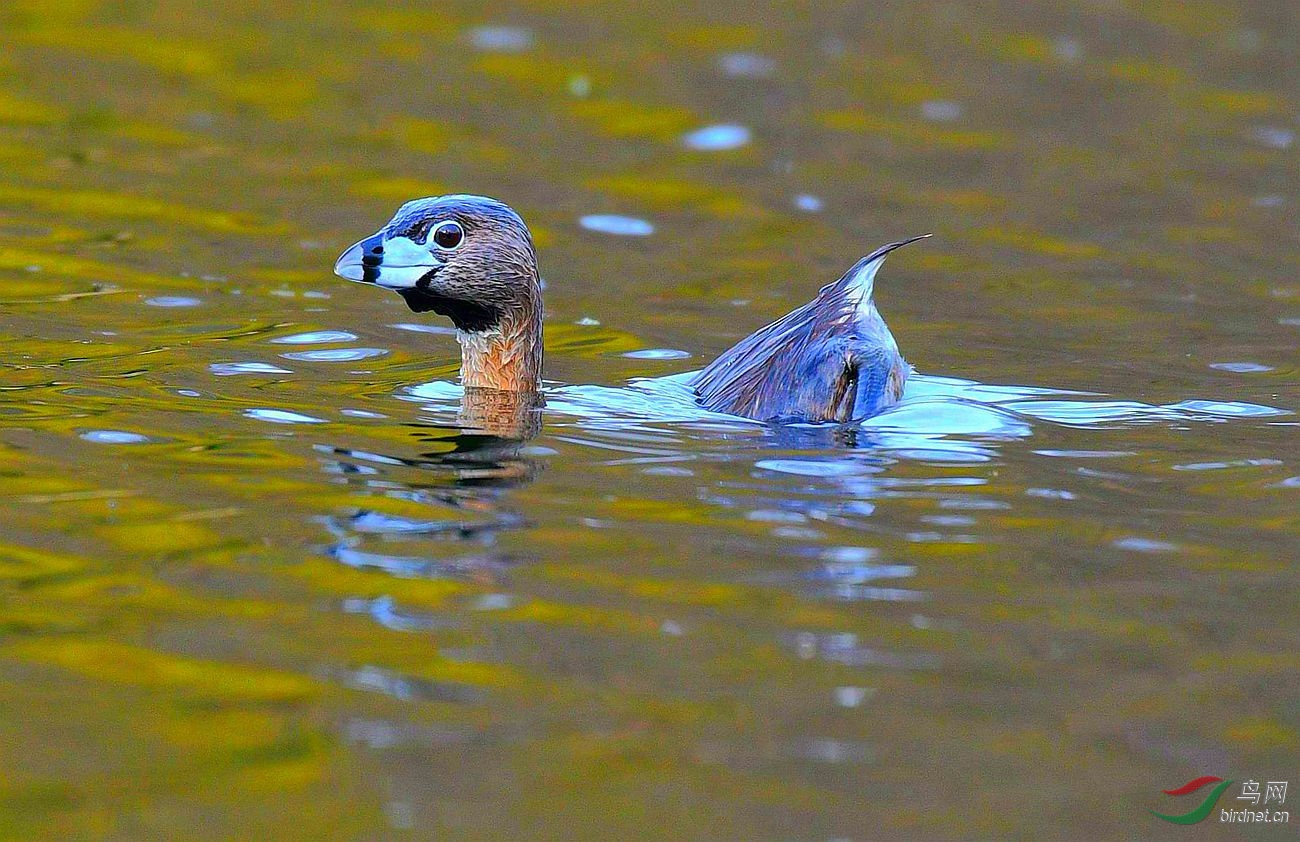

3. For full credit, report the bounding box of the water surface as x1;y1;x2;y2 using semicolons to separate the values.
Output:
0;1;1296;838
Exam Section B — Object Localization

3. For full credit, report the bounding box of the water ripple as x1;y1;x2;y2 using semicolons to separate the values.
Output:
81;430;149;444
682;124;752;150
281;348;388;362
145;296;201;308
467;25;534;53
245;408;327;424
579;215;655;237
622;348;691;360
718;52;776;79
755;459;880;478
210;361;292;376
1210;362;1274;373
271;330;358;344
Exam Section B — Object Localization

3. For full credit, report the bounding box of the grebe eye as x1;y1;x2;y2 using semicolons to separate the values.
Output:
430;220;464;250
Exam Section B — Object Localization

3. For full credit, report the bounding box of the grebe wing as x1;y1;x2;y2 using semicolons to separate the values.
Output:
692;295;899;422
694;237;926;423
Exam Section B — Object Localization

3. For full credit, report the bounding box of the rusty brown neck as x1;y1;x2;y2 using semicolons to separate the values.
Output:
455;293;543;392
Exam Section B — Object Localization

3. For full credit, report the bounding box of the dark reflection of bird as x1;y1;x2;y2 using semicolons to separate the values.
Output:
336;194;927;424
319;426;538;587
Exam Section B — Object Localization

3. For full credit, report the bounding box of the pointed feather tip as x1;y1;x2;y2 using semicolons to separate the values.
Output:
851;233;932;269
835;233;933;297
879;232;932;255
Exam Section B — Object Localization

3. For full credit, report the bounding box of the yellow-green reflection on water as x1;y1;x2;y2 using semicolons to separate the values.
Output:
0;0;1296;838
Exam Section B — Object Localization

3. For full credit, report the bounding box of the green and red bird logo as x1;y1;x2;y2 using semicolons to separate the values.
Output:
1151;776;1234;824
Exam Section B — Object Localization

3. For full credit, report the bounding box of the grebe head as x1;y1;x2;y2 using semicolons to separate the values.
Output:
334;194;539;333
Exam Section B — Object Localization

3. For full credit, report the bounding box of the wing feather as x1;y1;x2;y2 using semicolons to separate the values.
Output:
694;242;921;422
694;290;897;422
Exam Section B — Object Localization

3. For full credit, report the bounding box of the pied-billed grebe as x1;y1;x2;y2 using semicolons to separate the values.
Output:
335;194;927;423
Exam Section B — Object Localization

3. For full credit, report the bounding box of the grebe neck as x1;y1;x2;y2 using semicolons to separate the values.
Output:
456;297;543;392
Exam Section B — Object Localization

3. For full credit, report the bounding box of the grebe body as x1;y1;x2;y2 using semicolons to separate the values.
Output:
336;195;926;424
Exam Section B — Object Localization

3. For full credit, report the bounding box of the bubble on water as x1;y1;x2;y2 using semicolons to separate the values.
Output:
245;408;327;424
1250;126;1294;149
1226;27;1262;52
622;348;691;360
718;52;776;78
281;348;388;362
385;800;416;831
176;389;201;397
793;193;824;212
145;296;201;307
1052;36;1083;61
820;36;847;58
1275;476;1300;488
466;25;533;53
833;686;874;708
81;430;149;444
271;330;357;344
210;361;292;376
472;593;515;611
682;124;751;151
798;737;873;764
920;100;963;122
575;317;601;326
579;215;654;236
567;74;591;97
1209;361;1273;373
1113;537;1178;553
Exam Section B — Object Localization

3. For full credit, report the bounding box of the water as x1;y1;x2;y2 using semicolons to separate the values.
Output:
0;1;1296;838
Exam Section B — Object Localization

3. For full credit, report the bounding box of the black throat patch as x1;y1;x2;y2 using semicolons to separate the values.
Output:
397;288;502;333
